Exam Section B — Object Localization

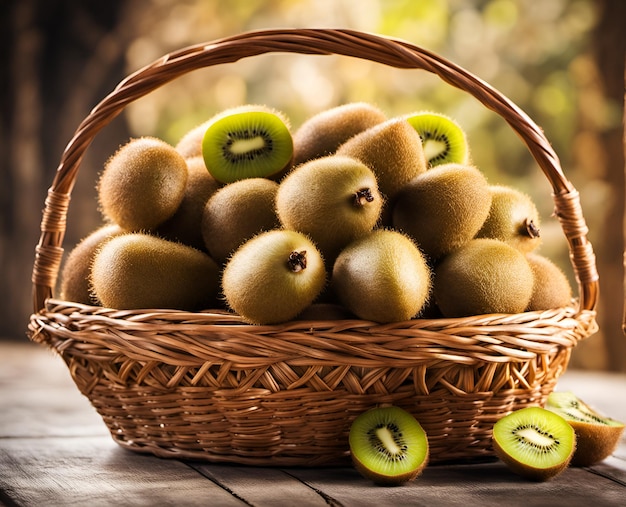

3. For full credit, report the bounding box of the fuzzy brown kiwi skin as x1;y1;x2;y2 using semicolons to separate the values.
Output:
525;253;573;311
292;102;387;166
97;137;189;231
60;224;124;305
156;156;222;250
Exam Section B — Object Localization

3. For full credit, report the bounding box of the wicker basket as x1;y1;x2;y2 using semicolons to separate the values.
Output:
28;28;599;466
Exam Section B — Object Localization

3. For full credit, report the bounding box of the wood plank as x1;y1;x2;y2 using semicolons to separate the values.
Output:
193;463;331;506
0;436;245;507
288;461;626;507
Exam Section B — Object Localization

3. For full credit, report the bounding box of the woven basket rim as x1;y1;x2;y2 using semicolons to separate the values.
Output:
30;27;599;321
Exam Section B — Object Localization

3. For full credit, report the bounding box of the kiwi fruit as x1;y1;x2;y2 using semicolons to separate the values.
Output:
156;156;223;250
492;406;576;481
90;233;220;311
404;111;469;168
476;185;542;253
434;238;534;317
292;102;387;166
275;155;383;263
201;104;293;183
546;391;625;466
221;229;327;325
332;230;431;323
349;406;429;485
392;163;492;260
60;224;124;305
525;253;573;311
336;118;428;204
201;177;280;265
97;137;188;231
175;120;212;159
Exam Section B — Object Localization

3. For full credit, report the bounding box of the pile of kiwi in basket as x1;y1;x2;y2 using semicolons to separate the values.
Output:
60;102;574;325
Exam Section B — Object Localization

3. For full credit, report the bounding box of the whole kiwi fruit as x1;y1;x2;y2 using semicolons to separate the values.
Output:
97;137;188;231
222;229;327;325
201;177;280;265
349;406;429;485
545;391;625;466
336;118;428;204
175;119;212;159
201;104;293;183
60;224;124;305
90;233;220;311
156;156;223;250
476;185;541;253
275;155;383;263
492;406;576;481
404;111;470;167
525;253;573;311
434;238;534;317
332;229;431;323
392;163;492;260
292;102;387;166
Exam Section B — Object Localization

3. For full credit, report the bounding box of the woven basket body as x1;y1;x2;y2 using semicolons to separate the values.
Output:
29;29;599;466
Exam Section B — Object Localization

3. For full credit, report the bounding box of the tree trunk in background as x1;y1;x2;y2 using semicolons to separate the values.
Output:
0;0;129;338
594;0;626;371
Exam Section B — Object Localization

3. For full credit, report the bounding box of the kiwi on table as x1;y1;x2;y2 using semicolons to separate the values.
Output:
332;229;431;323
492;406;576;481
90;233;220;311
60;224;124;305
336;118;428;205
292;102;387;166
476;185;542;253
349;406;429;485
525;253;573;311
201;177;280;265
404;111;469;168
175;119;212;159
97;137;188;231
221;229;327;325
275;155;383;264
156;156;223;250
433;238;534;317
545;391;625;466
201;104;293;183
392;163;492;260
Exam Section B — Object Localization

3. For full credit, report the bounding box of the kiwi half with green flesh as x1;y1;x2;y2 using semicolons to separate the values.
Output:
476;185;541;253
201;105;293;183
492;406;576;482
97;137;188;231
157;156;223;250
349;406;429;485
332;229;431;323
525;253;573;311
275;155;383;264
201;177;280;265
392;163;492;260
336;118;428;205
90;233;220;311
292;102;387;166
545;391;625;466
434;238;534;317
60;224;124;305
404;111;469;167
221;229;326;325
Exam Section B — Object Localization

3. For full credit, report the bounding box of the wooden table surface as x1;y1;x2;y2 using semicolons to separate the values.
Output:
1;340;625;507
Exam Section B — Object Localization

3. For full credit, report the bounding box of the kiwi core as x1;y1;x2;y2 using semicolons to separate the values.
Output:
374;425;404;457
516;426;558;449
224;130;272;160
422;136;448;164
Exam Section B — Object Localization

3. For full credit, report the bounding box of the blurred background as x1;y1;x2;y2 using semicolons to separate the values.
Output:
1;0;624;370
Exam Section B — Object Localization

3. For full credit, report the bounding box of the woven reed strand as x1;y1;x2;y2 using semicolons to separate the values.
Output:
28;29;600;466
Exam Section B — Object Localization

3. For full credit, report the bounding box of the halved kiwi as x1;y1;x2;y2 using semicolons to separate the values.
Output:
404;111;469;167
492;406;576;481
201;105;293;183
349;406;429;485
546;391;625;466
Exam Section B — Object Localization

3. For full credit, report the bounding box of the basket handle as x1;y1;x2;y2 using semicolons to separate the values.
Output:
31;28;599;315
